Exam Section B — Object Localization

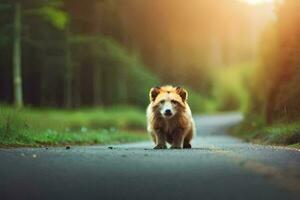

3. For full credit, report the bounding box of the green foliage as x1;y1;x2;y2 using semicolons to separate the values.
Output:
71;36;159;107
264;124;300;145
212;63;253;112
23;0;69;30
187;63;252;114
187;88;218;114
97;38;160;106
0;130;147;147
231;115;300;147
37;6;69;30
289;143;300;149
0;106;147;147
126;54;160;106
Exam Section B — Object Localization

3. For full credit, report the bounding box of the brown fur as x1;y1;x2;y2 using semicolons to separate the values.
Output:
146;85;196;149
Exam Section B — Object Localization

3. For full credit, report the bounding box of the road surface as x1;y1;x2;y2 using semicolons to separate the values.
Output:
0;113;300;200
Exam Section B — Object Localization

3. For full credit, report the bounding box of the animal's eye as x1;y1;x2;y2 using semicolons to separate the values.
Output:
171;100;178;105
160;100;165;104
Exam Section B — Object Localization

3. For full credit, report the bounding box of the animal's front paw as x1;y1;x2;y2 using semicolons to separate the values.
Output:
183;143;192;149
154;144;167;149
170;145;182;149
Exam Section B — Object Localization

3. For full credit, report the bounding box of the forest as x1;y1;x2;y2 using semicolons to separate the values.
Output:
0;0;299;147
0;0;268;110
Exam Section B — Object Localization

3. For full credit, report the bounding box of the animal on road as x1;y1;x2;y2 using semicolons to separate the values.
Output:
146;85;196;149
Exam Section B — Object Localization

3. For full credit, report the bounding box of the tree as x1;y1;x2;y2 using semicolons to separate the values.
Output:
12;2;23;108
64;26;73;108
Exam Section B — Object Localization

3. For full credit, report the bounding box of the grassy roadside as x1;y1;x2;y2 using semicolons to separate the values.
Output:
231;116;300;149
0;106;148;147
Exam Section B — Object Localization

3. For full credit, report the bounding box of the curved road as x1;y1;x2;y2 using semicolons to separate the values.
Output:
0;113;300;200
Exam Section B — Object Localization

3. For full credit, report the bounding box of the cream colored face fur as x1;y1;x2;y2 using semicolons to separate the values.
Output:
157;96;178;118
150;86;187;119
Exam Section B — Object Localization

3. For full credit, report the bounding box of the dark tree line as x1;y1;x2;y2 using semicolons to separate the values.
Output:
0;0;159;108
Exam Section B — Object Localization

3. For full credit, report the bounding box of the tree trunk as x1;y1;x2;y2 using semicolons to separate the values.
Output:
13;3;23;108
116;66;127;104
64;27;73;108
73;64;81;108
93;65;102;106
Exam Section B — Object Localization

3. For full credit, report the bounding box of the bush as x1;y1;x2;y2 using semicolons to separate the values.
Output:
187;88;218;114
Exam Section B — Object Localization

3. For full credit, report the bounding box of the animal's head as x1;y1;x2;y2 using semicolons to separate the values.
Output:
149;85;188;118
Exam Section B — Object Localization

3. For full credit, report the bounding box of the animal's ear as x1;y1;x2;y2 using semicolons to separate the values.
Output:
149;87;160;102
176;87;188;101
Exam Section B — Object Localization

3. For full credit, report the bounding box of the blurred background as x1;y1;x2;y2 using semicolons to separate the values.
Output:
0;0;299;147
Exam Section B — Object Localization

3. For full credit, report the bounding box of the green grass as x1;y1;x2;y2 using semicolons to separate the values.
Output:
289;143;300;149
0;130;147;147
0;105;148;147
231;116;300;149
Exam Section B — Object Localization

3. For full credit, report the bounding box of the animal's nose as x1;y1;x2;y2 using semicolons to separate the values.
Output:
164;109;172;116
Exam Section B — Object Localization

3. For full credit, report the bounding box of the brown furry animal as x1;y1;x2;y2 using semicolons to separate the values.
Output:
146;85;196;149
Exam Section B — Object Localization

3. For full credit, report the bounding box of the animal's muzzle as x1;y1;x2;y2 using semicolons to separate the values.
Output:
164;109;172;117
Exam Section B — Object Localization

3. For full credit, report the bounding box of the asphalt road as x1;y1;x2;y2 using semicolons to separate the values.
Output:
1;113;300;200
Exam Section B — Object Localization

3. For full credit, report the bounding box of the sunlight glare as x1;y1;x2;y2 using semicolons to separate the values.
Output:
243;0;274;5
